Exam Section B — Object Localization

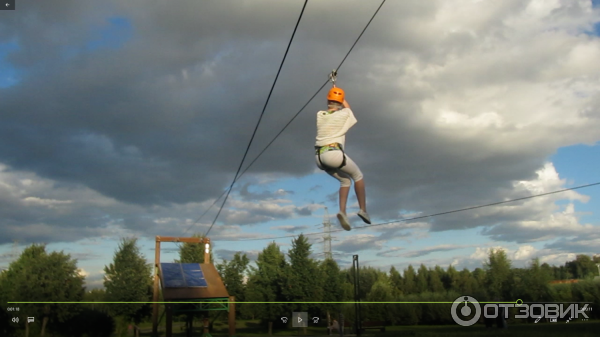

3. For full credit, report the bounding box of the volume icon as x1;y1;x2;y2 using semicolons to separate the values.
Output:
12;317;19;323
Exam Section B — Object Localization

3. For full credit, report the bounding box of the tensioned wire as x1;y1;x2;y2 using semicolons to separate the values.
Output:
182;0;388;237
203;0;310;237
216;181;600;242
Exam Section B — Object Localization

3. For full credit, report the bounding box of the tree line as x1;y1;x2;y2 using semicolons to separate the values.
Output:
1;234;599;336
221;235;599;329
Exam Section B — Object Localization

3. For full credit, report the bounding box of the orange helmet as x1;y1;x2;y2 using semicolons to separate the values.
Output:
327;87;345;104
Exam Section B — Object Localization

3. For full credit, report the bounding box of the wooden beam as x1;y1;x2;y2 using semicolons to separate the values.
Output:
152;238;161;336
204;238;211;264
228;296;236;337
166;304;172;337
156;236;206;243
203;317;209;335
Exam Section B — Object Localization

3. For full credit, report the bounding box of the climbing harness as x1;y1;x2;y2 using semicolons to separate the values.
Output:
315;142;347;169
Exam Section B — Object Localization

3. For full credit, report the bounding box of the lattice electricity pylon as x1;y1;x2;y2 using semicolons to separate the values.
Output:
323;207;333;260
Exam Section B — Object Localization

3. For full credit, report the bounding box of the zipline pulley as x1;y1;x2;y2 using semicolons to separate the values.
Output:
329;69;338;86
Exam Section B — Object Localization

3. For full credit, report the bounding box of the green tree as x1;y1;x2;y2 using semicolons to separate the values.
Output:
484;249;512;300
553;265;572;280
176;233;214;263
443;265;459;291
320;258;345;324
457;268;477;294
416;264;429;294
283;235;323;313
365;280;394;322
217;252;249;316
541;262;554;280
570;280;600;315
519;258;552;302
1;244;85;337
84;288;110;314
428;267;445;293
403;265;417;295
389;266;404;296
350;266;384;300
566;254;598;279
0;269;15;336
103;238;152;336
245;242;287;334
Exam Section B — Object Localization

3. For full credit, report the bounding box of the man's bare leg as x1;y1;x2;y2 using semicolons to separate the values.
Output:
339;186;350;214
355;179;366;211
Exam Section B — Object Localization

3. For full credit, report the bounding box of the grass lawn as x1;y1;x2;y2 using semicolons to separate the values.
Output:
139;319;599;336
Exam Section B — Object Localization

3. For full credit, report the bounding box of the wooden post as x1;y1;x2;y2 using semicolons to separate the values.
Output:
152;237;161;336
166;304;172;337
228;296;236;337
204;237;211;264
187;314;193;337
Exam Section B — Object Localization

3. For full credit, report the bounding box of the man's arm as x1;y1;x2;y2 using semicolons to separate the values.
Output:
343;99;350;109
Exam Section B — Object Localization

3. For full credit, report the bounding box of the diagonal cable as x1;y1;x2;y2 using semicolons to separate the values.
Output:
217;181;600;241
203;0;309;237
184;0;387;236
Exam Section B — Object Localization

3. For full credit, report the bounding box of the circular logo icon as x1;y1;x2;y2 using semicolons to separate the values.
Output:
451;296;481;326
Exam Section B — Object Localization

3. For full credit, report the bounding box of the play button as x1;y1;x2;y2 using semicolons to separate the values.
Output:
292;312;308;327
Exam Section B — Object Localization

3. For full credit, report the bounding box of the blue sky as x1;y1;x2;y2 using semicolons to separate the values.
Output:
552;143;600;223
1;1;600;289
0;40;19;88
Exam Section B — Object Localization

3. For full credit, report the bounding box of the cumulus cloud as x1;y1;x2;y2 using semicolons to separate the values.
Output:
479;163;594;242
84;270;106;290
513;245;537;260
215;249;260;263
544;232;600;254
270;225;311;233
334;234;386;253
0;0;598;276
369;221;431;242
385;244;473;258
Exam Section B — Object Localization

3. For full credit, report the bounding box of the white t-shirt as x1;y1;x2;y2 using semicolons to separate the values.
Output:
315;108;357;147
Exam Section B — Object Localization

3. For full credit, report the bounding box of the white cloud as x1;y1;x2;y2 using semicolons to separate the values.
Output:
269;225;310;233
480;162;594;242
537;252;577;266
470;246;507;260
2;0;600;279
379;244;471;258
513;245;537;260
334;234;386;253
22;196;73;210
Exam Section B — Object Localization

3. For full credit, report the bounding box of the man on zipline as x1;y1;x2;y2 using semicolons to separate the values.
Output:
315;82;370;230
